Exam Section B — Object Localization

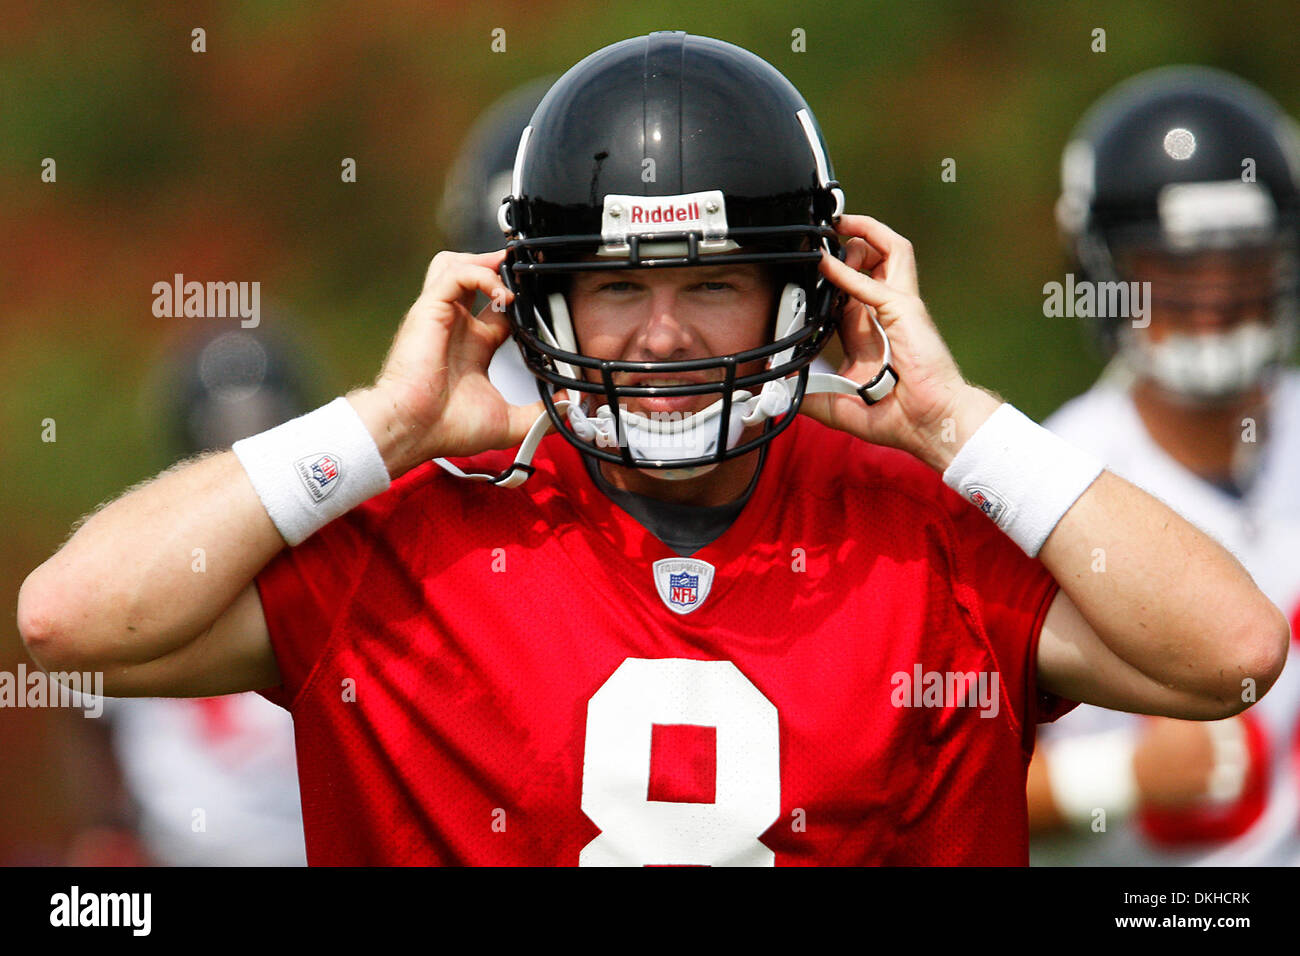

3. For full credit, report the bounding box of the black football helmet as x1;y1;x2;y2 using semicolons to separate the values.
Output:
163;327;309;456
494;32;895;478
437;78;555;408
1057;66;1300;400
437;77;554;256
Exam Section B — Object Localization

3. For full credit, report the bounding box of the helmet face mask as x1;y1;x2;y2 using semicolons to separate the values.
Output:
498;32;847;474
504;250;839;474
1114;242;1297;404
1119;244;1295;327
1105;226;1298;405
1057;67;1300;402
170;329;309;455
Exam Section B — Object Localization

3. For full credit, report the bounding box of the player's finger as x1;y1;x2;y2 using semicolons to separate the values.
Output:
843;236;882;274
836;214;918;296
422;249;507;293
819;249;914;318
798;390;866;435
442;303;508;371
423;263;514;317
505;398;549;447
469;301;517;356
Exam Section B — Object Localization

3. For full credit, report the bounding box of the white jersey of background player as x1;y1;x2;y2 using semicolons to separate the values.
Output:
1032;364;1300;865
1028;66;1300;865
103;694;307;866
94;328;311;865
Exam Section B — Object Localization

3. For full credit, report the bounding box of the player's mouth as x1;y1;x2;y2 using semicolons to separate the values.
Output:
616;375;722;415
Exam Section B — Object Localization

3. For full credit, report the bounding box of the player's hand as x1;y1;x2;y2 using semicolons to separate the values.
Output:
1133;717;1217;807
355;250;545;477
800;215;1000;472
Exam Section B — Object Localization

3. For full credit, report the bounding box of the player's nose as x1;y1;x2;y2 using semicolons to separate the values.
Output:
1180;291;1257;333
631;290;694;361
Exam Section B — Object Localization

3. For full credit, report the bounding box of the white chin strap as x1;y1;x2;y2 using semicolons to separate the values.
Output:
1121;321;1292;400
431;283;898;487
567;375;796;479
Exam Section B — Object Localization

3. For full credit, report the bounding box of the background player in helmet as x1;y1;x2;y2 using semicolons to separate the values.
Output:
19;34;1288;865
1029;67;1300;865
437;78;553;408
83;327;311;866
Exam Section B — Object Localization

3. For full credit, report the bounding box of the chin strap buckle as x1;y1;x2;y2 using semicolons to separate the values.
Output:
857;364;898;405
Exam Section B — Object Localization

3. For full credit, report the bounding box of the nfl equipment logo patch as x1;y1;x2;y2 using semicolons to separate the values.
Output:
670;571;698;605
967;483;1008;526
296;453;341;502
652;558;716;615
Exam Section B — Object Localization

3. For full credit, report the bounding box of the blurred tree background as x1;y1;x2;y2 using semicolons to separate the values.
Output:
3;0;1298;861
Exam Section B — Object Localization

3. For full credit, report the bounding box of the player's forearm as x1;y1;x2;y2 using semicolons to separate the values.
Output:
17;450;285;672
1037;471;1287;705
1026;750;1069;834
921;387;1286;708
346;386;430;478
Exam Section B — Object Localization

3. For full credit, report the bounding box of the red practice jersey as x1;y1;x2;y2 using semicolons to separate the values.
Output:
257;416;1070;865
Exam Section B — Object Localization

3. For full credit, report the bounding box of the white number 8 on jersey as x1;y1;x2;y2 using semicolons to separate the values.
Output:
580;658;780;866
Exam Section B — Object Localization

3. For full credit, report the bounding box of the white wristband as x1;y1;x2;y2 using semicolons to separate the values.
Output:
943;403;1103;557
1205;717;1249;805
1044;729;1139;828
233;397;391;546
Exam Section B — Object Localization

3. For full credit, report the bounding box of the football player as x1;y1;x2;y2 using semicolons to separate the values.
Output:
84;327;310;866
19;34;1288;865
1029;67;1300;865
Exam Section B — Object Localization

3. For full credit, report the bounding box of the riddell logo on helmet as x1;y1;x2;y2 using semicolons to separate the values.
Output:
628;201;702;225
601;190;728;245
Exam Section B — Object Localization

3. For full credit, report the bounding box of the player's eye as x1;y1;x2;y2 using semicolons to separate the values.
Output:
694;281;733;292
595;280;637;293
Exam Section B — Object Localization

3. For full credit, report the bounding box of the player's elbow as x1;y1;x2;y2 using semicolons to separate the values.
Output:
17;565;98;674
18;568;62;669
1238;600;1289;700
1204;600;1289;718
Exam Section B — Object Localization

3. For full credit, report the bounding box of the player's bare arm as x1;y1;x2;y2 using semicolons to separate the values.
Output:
17;252;540;697
804;214;1289;719
1026;716;1231;833
17;450;283;696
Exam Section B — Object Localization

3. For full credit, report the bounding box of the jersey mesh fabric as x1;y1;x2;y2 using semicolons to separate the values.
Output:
256;415;1069;864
